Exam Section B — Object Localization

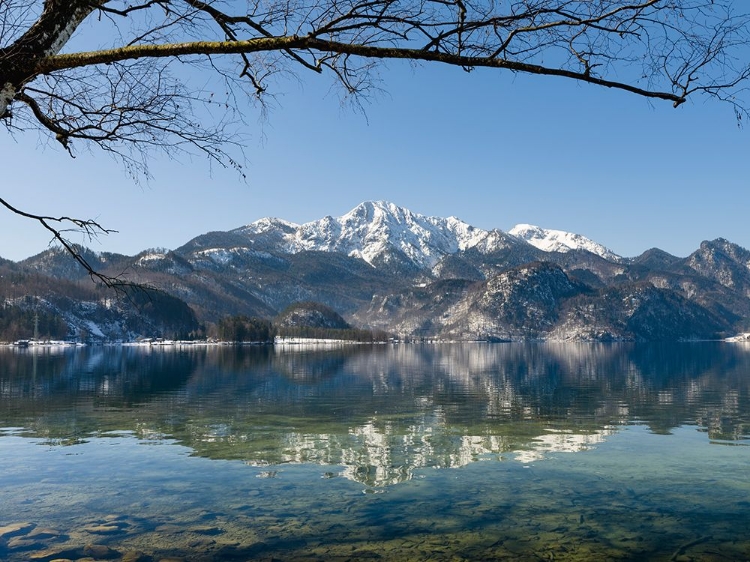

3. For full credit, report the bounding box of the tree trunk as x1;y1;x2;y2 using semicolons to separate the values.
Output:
0;0;97;118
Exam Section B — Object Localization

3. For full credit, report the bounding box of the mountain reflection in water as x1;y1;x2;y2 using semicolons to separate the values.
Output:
1;342;748;488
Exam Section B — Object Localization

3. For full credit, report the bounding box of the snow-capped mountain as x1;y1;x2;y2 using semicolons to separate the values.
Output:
509;224;622;262
235;201;514;269
233;202;623;270
15;200;750;342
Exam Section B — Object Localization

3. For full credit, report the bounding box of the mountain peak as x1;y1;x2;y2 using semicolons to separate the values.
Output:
311;201;486;268
346;200;401;215
340;200;412;227
509;224;621;262
242;216;299;234
226;203;625;270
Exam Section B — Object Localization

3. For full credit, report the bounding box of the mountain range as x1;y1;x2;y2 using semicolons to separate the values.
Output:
3;200;750;342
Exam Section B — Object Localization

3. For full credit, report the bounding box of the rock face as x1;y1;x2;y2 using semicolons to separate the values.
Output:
11;201;750;341
357;264;728;341
680;239;750;296
552;283;728;341
451;262;584;339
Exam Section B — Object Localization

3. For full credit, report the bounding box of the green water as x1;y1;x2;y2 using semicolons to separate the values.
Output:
1;342;749;561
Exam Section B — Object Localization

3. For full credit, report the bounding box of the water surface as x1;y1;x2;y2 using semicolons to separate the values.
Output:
1;342;749;560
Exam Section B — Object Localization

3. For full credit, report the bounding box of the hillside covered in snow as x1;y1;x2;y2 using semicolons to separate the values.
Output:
6;201;750;342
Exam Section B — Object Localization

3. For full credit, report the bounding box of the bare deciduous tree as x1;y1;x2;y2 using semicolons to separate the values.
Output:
1;0;749;283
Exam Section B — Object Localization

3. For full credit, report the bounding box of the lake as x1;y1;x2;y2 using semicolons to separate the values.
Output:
1;342;749;561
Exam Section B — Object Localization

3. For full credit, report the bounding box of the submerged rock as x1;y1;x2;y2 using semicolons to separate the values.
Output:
0;522;35;539
83;543;120;559
82;524;121;535
7;537;45;551
29;546;83;561
190;525;223;536
27;528;62;540
121;552;151;562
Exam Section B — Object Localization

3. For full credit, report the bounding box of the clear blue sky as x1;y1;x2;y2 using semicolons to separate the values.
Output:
1;61;747;262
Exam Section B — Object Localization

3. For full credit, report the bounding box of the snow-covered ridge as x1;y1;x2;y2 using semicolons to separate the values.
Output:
234;201;622;268
238;201;497;269
136;251;168;265
241;217;299;234
509;224;621;262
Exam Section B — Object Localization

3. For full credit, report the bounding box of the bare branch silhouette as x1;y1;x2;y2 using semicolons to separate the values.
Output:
1;0;749;273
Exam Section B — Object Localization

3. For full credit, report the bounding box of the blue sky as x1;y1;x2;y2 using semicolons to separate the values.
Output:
1;60;748;262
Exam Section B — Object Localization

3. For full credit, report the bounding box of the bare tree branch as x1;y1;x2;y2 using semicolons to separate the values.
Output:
0;195;130;288
35;34;690;105
1;0;749;278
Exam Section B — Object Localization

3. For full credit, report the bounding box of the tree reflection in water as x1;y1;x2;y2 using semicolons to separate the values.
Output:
1;342;749;487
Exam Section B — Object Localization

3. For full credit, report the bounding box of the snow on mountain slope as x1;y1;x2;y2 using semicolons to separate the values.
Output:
296;201;491;268
238;201;499;269
509;224;622;262
243;217;300;234
231;202;621;270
